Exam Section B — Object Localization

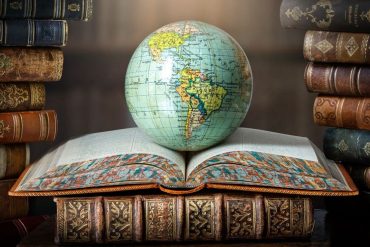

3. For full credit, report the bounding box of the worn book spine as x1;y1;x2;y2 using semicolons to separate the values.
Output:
54;194;313;244
0;0;93;20
0;215;49;247
347;166;370;190
303;31;370;64
0;110;57;143
324;128;370;165
0;144;29;179
305;63;370;96
0;48;63;82
0;20;67;46
313;96;370;131
0;179;28;220
280;0;370;32
0;83;45;112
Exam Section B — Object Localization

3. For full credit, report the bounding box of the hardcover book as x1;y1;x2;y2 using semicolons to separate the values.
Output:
0;144;29;179
303;31;370;64
305;63;370;96
0;179;28;220
54;194;313;243
9;128;357;196
0;20;67;46
0;0;93;21
0;48;63;82
280;0;370;32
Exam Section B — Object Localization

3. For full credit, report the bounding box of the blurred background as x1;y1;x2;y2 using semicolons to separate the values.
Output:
30;0;322;214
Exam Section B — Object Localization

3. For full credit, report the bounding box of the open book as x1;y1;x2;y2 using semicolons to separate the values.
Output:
10;128;357;196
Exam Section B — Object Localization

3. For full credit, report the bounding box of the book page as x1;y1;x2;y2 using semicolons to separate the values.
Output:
187;128;319;176
18;128;186;190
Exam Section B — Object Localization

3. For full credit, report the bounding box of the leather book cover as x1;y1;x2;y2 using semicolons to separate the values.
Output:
348;166;370;190
305;62;370;96
0;20;67;46
303;31;370;64
313;96;370;131
54;197;103;244
0;0;93;21
280;0;370;32
0;179;28;220
54;193;314;244
0;83;45;112
0;110;57;143
0;144;29;179
0;48;63;82
324;128;370;165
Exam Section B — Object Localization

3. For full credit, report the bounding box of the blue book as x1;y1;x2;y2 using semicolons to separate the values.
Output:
0;19;67;46
0;0;92;20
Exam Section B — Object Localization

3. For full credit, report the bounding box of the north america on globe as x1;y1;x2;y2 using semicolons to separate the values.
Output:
125;20;253;151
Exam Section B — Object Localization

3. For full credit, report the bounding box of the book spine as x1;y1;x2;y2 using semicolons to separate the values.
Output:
280;0;370;32
323;128;370;165
303;31;370;64
348;166;370;190
0;83;45;112
0;20;67;46
0;144;29;179
0;48;63;82
54;197;103;244
264;197;313;239
0;110;57;143
305;63;370;96
54;194;314;243
0;179;28;220
0;215;49;246
0;0;93;21
313;96;370;130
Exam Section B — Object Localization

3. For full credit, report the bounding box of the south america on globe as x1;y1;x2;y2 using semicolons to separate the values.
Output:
125;20;253;151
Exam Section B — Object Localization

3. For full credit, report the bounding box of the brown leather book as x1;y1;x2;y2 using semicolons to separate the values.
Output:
0;144;29;179
0;179;28;220
313;96;370;130
0;48;63;82
347;165;370;190
0;83;45;112
305;63;370;96
303;31;370;64
54;194;313;244
0;110;57;143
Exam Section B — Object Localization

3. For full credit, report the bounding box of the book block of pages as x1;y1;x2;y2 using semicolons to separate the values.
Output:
9;128;358;197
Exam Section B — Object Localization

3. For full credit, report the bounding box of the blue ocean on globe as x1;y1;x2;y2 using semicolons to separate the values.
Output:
125;20;253;151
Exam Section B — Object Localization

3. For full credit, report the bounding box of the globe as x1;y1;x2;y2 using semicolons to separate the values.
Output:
125;20;253;151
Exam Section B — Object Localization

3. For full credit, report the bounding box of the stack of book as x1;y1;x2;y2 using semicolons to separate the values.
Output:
0;0;92;245
281;0;370;211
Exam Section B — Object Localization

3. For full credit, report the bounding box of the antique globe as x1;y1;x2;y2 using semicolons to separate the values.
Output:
125;20;253;151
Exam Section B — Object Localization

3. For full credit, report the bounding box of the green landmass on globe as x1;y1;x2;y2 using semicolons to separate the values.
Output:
125;20;253;151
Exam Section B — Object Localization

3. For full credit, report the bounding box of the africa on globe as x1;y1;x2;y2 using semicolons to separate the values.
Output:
125;20;253;151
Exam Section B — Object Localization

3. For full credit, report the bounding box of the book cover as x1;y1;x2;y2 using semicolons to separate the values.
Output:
0;20;67;46
0;48;63;82
0;143;29;179
305;63;370;96
9;128;358;197
0;110;57;143
0;83;45;112
54;194;314;243
0;0;93;21
303;31;370;64
313;96;370;131
280;0;370;32
0;179;28;220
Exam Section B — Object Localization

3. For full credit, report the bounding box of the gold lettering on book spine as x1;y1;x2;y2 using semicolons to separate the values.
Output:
145;198;176;241
29;83;45;109
68;3;80;12
226;199;256;239
63;200;91;242
186;198;215;240
105;200;133;241
9;1;22;10
285;1;334;28
0;84;29;110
